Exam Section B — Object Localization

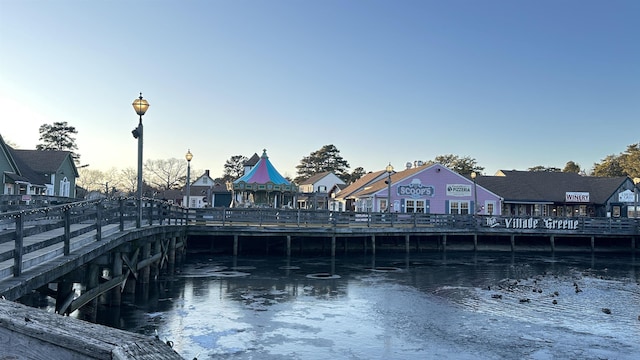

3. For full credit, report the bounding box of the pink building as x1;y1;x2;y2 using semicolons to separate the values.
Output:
340;163;501;215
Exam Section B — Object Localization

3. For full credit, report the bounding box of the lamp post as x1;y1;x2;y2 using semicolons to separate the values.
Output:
385;163;394;213
633;177;640;219
132;93;149;228
471;171;478;217
185;150;193;208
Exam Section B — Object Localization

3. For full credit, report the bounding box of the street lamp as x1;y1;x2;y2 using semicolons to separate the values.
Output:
185;150;193;208
634;177;640;219
471;171;478;216
132;93;149;228
385;163;394;213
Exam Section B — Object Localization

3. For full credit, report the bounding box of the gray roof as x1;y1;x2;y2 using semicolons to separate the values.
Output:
475;170;629;204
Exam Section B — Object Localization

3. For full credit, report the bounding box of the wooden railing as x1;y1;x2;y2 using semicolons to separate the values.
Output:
0;198;186;278
1;200;638;279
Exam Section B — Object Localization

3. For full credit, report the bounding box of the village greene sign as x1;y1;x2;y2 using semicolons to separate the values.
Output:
485;217;580;230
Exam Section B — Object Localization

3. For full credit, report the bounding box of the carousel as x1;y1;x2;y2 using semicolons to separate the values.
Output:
228;149;297;208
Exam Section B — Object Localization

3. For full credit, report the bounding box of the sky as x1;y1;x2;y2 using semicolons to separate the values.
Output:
1;0;638;179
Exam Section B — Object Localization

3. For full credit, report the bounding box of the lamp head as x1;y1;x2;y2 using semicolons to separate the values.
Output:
185;149;193;162
132;93;150;116
385;163;394;173
471;171;477;180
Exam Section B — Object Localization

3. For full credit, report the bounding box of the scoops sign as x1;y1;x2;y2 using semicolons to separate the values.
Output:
398;179;435;199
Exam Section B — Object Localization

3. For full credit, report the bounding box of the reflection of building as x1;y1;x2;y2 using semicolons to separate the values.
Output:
230;149;297;208
297;172;345;210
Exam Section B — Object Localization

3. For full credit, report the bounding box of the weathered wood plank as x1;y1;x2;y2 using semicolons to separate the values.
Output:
0;299;182;359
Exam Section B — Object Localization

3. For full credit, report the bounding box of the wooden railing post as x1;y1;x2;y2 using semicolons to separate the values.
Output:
13;212;24;277
64;207;71;255
148;200;153;226
119;198;125;231
96;201;102;241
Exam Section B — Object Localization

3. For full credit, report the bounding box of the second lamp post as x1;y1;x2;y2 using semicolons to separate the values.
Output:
185;150;193;208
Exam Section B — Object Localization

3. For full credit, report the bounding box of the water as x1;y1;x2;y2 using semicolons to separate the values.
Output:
106;252;640;359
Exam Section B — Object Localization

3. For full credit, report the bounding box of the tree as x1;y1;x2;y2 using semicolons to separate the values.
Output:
36;121;80;163
433;154;484;175
528;166;561;172
346;166;367;184
620;143;640;179
222;155;248;183
295;144;350;183
120;167;138;195
562;161;581;173
144;158;188;191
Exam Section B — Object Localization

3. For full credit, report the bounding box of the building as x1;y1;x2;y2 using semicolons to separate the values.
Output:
1;134;79;202
296;172;346;210
476;170;639;218
336;163;502;215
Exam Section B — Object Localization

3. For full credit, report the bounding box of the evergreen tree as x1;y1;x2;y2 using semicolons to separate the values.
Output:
295;144;350;183
36;121;80;163
223;155;248;183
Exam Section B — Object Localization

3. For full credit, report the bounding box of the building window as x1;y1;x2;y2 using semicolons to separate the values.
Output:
406;200;426;213
486;202;495;215
379;199;388;212
449;200;469;215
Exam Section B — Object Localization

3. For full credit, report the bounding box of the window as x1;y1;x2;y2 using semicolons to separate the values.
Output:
487;202;495;215
449;200;470;215
379;199;388;212
406;199;426;213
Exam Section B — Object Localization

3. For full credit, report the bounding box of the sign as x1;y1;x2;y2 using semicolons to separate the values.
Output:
397;178;434;199
485;217;579;230
446;184;471;197
565;192;589;202
618;190;634;203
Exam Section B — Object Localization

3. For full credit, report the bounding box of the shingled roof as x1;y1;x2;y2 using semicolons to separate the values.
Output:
476;170;629;204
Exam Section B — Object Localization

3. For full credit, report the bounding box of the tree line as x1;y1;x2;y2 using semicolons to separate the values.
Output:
21;121;640;195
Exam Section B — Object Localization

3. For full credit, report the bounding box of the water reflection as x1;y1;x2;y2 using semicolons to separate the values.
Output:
102;252;639;359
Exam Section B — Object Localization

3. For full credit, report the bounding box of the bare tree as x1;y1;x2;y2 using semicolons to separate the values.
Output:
120;167;138;195
144;158;188;191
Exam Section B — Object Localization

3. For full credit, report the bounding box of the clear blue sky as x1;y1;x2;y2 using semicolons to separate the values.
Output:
1;0;638;178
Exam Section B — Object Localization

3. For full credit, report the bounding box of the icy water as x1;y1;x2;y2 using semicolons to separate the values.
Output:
109;252;640;360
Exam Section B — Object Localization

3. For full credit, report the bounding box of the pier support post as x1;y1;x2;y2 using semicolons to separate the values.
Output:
550;235;555;253
371;235;376;255
152;239;161;280
84;263;99;322
55;279;73;314
473;234;478;251
510;235;515;252
141;242;151;285
168;236;177;275
632;236;636;251
233;235;239;256
286;235;291;257
111;252;122;306
441;235;447;251
590;236;595;252
405;234;410;254
331;236;336;257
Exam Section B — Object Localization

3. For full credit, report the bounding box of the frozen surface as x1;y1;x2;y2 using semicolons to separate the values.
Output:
111;252;640;360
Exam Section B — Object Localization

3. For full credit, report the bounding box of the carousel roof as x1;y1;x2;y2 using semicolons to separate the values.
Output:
234;149;290;185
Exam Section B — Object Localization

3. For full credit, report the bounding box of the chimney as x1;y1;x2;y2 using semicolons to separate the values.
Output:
205;170;210;177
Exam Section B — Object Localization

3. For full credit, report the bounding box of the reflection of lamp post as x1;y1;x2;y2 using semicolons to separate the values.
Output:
471;171;478;216
385;163;394;213
185;150;193;208
132;93;149;228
